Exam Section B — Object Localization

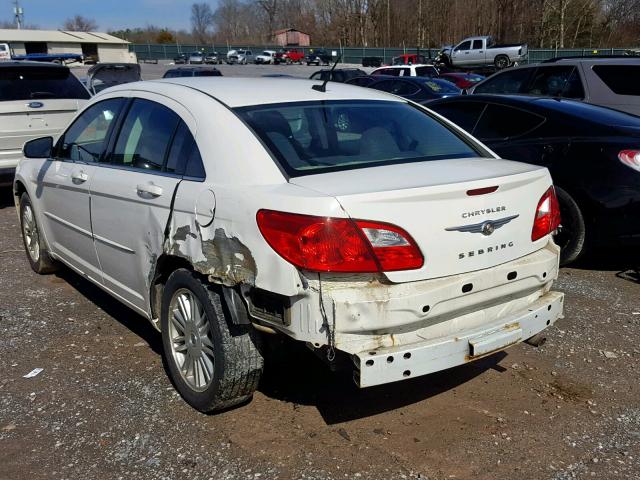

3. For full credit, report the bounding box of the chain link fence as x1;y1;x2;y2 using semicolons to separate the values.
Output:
130;43;634;65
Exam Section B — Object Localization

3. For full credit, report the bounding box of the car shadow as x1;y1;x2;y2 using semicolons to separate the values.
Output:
258;341;508;425
53;268;163;355
568;246;639;284
0;188;14;209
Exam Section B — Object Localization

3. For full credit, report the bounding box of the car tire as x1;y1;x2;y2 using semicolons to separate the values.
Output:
553;187;587;266
494;55;510;69
160;268;264;412
19;193;58;274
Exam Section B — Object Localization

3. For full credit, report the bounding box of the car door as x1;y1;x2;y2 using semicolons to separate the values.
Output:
88;96;192;314
467;39;485;65
451;40;472;66
37;98;125;281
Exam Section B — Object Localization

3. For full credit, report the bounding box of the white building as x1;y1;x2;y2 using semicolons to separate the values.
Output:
0;28;133;63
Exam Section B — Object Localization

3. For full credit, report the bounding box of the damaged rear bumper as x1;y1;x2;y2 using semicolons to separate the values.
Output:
352;290;563;387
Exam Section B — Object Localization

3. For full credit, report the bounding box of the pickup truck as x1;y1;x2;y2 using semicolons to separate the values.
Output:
274;48;304;64
437;36;527;69
0;43;83;64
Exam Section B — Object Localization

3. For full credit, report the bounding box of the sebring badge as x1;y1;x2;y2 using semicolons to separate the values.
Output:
445;214;519;236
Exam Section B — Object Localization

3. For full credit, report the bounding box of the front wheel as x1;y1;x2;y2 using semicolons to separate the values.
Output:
161;269;264;412
19;193;58;274
553;187;587;266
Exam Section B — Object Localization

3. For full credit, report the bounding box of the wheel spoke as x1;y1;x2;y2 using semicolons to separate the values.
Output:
178;294;190;322
171;310;186;334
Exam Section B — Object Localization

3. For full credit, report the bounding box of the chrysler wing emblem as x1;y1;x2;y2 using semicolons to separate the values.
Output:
445;214;519;236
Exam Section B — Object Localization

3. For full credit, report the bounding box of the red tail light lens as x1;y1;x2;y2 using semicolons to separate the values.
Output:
531;186;561;242
619;150;640;172
256;210;423;273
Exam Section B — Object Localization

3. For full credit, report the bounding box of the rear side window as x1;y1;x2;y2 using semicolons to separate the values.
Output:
58;99;124;162
391;80;420;96
415;66;437;77
0;66;90;100
165;121;206;179
237;100;483;177
370;80;395;93
473;104;545;141
592;65;640;95
525;66;584;99
474;68;533;94
429;101;486;132
110;99;180;171
472;40;483;50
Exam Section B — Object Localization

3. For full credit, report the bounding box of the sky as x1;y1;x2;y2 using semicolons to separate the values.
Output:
6;0;203;31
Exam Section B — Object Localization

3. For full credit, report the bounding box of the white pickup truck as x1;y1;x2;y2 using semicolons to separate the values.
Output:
438;36;528;69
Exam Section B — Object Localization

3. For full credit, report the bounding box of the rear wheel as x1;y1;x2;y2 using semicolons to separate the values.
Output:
554;187;587;266
161;269;263;412
494;55;509;69
19;193;58;274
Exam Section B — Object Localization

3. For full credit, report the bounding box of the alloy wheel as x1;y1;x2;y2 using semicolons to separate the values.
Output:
168;288;215;392
22;204;40;262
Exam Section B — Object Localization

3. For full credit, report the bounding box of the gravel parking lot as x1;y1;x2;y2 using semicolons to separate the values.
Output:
1;63;640;480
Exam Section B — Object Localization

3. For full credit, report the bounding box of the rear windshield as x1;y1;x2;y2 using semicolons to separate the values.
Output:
236;100;482;177
0;66;90;101
592;65;640;96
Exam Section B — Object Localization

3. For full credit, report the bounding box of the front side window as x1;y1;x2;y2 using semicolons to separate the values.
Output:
525;66;584;98
391;80;420;96
109;99;180;171
237;100;483;177
455;41;472;51
57;98;124;162
474;68;533;94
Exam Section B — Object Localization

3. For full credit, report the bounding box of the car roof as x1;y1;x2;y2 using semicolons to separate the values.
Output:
430;94;640;126
0;60;67;69
377;64;436;69
116;77;404;108
544;57;640;64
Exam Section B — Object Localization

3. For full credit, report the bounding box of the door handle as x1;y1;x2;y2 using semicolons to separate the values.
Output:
137;183;163;197
71;171;88;183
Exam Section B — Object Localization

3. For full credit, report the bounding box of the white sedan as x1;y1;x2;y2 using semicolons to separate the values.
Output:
14;77;564;412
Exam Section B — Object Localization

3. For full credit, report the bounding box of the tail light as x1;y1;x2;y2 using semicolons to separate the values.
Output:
618;150;640;172
531;186;561;242
256;210;423;273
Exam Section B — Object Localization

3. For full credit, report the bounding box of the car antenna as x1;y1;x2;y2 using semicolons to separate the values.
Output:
312;55;342;93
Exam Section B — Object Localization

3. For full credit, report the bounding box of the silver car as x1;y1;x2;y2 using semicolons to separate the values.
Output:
469;57;640;116
187;52;204;64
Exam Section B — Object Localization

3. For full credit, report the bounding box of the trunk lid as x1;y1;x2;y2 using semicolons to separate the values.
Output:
87;63;142;94
290;158;553;282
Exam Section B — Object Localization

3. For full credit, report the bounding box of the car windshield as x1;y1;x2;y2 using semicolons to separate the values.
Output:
423;79;461;94
236;100;481;177
0;66;90;100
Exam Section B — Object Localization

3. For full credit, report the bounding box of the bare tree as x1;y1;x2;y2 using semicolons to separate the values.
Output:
191;3;214;43
62;15;98;32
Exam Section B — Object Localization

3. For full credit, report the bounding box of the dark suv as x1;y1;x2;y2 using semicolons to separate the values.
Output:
305;49;332;66
469;57;640;116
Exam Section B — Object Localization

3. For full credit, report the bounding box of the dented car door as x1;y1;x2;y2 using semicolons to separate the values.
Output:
88;97;189;314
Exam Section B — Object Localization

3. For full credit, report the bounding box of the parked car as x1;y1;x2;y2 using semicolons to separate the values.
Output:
187;52;205;64
371;64;439;77
85;63;142;95
468;57;640;116
274;48;305;64
173;54;188;65
392;54;430;65
345;76;377;87
362;56;383;67
204;52;222;64
428;94;640;264
227;49;254;65
368;76;462;103
305;49;332;66
0;62;89;186
438;36;528;69
255;50;277;64
163;67;222;78
15;78;564;412
439;72;486;89
309;68;367;83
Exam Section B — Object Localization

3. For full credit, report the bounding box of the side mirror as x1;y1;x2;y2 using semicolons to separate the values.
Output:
23;136;53;159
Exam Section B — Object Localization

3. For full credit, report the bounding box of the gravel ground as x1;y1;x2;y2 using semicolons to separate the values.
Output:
1;65;640;479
